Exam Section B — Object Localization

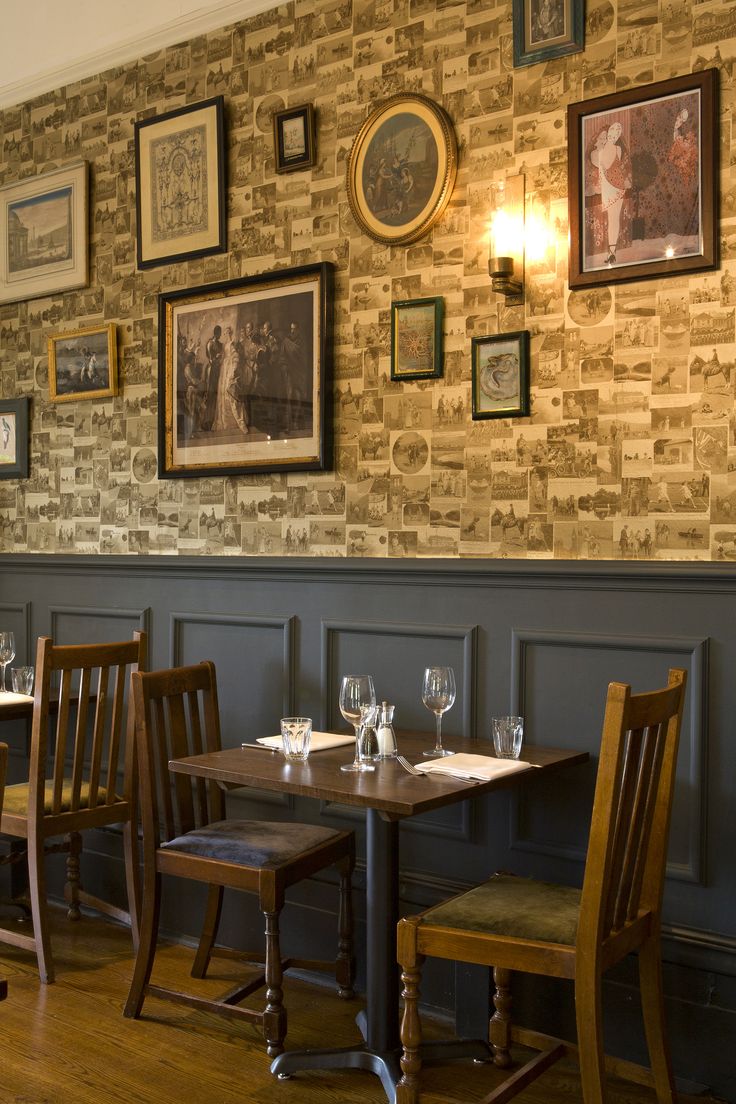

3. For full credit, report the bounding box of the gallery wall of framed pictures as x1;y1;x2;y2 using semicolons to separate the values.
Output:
0;0;732;565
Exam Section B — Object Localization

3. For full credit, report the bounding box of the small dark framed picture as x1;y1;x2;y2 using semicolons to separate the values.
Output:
273;104;317;173
568;69;718;289
391;296;443;381
512;0;584;68
471;331;530;420
48;324;118;402
135;95;227;269
0;397;29;479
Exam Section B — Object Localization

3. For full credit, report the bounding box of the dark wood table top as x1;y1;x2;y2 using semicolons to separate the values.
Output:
169;730;588;820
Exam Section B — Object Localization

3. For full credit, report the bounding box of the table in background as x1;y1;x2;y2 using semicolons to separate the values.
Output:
169;731;588;1103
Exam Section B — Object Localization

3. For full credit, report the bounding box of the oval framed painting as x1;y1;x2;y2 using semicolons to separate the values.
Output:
346;94;458;246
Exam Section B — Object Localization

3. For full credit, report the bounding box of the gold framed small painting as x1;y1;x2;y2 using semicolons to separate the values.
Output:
346;94;458;246
48;324;118;403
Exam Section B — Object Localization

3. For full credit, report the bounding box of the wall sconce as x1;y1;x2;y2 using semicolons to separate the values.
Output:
489;175;525;307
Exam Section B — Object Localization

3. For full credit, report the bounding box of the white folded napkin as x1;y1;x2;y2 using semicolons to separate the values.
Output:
255;731;355;752
413;753;539;781
0;692;34;705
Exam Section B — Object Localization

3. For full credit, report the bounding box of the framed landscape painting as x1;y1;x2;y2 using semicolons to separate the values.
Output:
568;69;718;288
48;324;118;403
0;398;29;480
159;262;331;478
391;297;443;380
0;162;87;305
135;96;227;269
346;94;458;245
512;0;584;67
471;331;530;420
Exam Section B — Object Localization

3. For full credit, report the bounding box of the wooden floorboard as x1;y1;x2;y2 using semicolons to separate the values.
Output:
0;907;724;1104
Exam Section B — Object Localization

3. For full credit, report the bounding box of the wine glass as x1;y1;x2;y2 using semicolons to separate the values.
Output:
422;666;456;758
339;675;376;773
0;631;16;693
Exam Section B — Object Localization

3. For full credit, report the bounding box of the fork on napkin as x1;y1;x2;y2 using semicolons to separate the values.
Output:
255;732;355;752
413;753;539;782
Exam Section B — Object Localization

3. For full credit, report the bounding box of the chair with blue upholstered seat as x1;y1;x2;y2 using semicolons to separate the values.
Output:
123;661;355;1058
396;668;687;1104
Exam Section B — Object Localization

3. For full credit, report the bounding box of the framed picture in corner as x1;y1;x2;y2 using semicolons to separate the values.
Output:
0;398;29;480
135;96;227;269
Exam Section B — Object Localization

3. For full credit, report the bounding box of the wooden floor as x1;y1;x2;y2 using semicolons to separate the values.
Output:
0;906;723;1104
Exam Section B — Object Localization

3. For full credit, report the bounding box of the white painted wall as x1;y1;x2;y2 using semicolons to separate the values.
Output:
0;0;269;109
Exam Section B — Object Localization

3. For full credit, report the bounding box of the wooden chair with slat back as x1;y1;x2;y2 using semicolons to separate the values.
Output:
0;741;7;1003
123;661;355;1058
396;668;687;1104
0;633;146;983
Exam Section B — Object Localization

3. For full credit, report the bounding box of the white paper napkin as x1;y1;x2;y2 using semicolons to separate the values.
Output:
255;731;355;752
0;692;34;705
413;753;539;781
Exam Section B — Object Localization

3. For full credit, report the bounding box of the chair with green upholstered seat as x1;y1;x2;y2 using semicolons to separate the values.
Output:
0;633;147;983
123;661;355;1059
396;668;687;1104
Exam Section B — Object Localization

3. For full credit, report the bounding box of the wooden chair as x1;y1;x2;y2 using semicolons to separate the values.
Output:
0;633;147;983
0;741;7;1003
397;668;687;1104
123;661;355;1058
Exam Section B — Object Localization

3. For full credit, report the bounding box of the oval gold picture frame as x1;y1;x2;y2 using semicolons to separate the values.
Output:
346;94;458;246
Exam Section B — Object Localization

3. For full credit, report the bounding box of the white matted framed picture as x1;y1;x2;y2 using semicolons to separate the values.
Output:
0;398;29;479
134;96;227;269
0;162;87;305
48;323;118;403
471;331;530;420
273;104;317;173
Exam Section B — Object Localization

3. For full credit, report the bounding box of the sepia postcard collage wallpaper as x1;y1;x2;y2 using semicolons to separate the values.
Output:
0;0;735;562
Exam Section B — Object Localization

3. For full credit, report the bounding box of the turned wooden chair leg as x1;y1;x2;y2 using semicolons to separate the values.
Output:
638;935;677;1104
124;870;162;1019
263;909;286;1058
575;963;606;1104
490;966;513;1069
27;831;54;984
335;856;354;998
397;917;423;1104
65;831;82;921
122;818;141;953
191;884;223;979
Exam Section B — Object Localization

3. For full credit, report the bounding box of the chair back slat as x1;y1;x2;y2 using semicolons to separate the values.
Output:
0;742;6;819
578;669;686;954
132;662;223;849
28;633;147;823
104;663;127;801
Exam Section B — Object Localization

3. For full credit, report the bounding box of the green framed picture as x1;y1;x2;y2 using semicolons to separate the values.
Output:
471;330;530;420
390;296;443;381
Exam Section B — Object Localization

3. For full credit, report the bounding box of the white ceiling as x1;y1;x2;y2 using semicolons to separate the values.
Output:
0;0;271;110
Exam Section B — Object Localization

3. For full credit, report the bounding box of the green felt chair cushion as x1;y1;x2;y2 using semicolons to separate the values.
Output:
162;819;344;868
3;781;119;816
421;873;581;946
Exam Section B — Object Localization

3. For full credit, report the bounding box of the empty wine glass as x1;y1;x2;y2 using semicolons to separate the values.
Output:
0;631;16;693
422;666;456;758
339;674;376;773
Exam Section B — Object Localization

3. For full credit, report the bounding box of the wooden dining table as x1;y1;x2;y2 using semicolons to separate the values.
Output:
169;731;588;1103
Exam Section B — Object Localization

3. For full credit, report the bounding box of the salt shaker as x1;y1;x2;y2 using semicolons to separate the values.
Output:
376;701;397;758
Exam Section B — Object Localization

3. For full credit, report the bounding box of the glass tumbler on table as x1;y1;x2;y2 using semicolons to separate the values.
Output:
0;632;16;693
11;666;34;696
339;674;376;773
422;665;456;758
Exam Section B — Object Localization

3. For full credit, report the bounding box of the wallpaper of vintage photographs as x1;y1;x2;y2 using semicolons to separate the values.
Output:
0;0;735;561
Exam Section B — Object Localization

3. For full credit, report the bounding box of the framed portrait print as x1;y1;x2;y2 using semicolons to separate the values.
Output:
159;262;331;478
471;331;530;420
568;69;718;289
48;323;118;403
273;104;317;173
0;161;87;305
346;94;458;246
135;96;226;269
391;297;443;381
512;0;584;68
0;398;29;480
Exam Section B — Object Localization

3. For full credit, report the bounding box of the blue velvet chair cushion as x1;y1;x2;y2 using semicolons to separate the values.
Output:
421;873;581;946
161;819;343;867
